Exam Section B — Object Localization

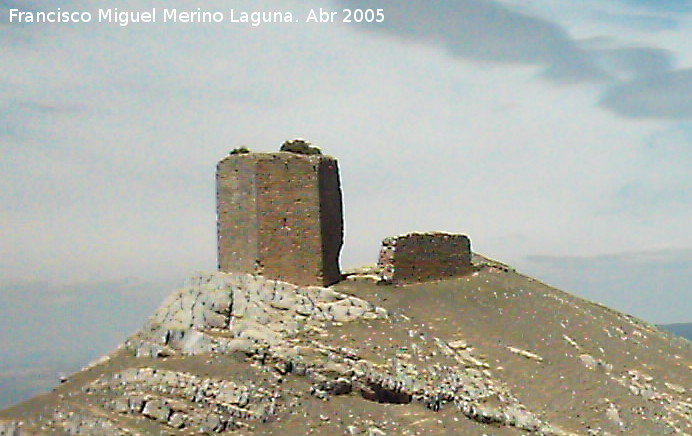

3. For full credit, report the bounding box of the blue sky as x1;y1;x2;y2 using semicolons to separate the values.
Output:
1;0;691;387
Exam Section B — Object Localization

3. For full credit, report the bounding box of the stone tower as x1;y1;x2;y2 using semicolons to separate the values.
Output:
216;141;343;286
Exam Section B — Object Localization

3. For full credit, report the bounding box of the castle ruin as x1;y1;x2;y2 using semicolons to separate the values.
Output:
216;140;343;286
378;232;472;284
217;140;472;287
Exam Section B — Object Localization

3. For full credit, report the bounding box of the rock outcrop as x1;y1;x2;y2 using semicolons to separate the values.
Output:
126;272;387;358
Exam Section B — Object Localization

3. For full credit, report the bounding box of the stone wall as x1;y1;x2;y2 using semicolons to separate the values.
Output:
216;151;343;286
378;232;472;284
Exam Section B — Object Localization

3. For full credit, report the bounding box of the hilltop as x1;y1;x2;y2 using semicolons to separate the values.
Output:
1;255;690;435
2;144;689;435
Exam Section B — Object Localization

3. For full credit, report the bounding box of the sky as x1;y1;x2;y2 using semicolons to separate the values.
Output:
1;0;691;399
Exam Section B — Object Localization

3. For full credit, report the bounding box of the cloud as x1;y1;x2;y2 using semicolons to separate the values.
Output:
619;0;692;13
593;46;673;78
340;0;692;120
340;0;675;82
600;69;692;118
592;11;678;31
340;0;607;82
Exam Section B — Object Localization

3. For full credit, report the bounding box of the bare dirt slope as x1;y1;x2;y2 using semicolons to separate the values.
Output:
1;255;690;435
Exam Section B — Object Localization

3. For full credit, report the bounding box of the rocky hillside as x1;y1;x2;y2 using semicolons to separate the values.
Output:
1;255;690;435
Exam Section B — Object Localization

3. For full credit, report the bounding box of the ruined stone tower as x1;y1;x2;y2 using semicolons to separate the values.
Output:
216;141;343;286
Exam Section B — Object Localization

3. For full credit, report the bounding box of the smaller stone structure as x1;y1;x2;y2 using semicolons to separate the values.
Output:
378;232;472;284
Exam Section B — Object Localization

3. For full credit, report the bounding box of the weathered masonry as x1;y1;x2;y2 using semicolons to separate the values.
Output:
378;232;472;284
216;144;343;286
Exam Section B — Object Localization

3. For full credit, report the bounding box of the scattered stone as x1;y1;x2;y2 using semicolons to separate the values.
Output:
142;399;171;423
367;426;386;436
0;421;22;436
606;403;624;428
507;346;544;362
448;339;470;350
113;398;130;414
168;412;186;429
665;382;686;394
346;425;360;435
579;354;612;373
